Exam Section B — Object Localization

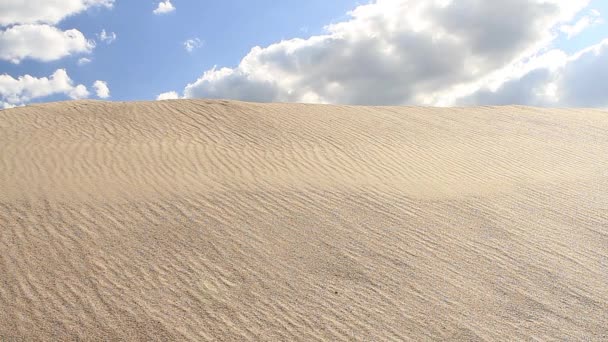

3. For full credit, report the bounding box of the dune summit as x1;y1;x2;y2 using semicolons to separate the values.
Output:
0;100;607;340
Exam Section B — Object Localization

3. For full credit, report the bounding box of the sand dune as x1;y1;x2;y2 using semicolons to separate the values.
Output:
0;100;607;340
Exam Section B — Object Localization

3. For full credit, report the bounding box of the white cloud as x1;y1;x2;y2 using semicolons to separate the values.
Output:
560;9;603;39
78;57;92;65
98;29;116;44
1;101;17;109
157;91;179;100
69;84;90;99
92;80;110;98
0;0;114;26
0;69;89;105
183;38;202;52
183;0;595;106
0;1;113;107
153;0;175;15
0;24;94;63
0;1;112;64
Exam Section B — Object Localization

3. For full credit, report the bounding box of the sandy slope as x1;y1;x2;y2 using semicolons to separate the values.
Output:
0;100;607;340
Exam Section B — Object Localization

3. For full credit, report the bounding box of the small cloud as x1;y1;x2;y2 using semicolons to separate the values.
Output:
69;84;90;99
93;80;110;98
78;57;91;65
560;10;603;39
183;38;202;52
153;0;175;15
98;29;117;44
157;91;179;100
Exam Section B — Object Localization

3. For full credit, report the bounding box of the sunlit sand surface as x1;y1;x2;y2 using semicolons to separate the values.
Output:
1;100;607;340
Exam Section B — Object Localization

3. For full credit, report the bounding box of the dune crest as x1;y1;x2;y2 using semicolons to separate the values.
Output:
1;100;607;340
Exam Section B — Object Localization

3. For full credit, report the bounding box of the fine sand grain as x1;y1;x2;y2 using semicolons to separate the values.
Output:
0;100;607;340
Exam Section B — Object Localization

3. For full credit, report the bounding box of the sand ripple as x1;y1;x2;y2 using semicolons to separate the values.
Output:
0;100;607;340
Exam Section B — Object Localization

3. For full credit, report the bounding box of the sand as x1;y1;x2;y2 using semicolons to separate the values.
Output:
0;99;607;340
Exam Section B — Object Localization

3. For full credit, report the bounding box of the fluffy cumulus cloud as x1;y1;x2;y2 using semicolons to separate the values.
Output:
0;0;114;107
183;0;606;107
92;80;110;98
0;0;115;64
157;91;179;100
0;24;94;63
0;0;114;26
153;0;175;15
70;84;90;99
0;69;90;107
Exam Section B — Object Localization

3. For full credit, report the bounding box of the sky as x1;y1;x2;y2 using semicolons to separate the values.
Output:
1;0;607;109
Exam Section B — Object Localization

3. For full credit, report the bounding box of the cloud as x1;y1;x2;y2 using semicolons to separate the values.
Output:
1;101;18;109
457;68;557;107
0;1;112;106
0;24;94;63
78;57;92;65
157;91;179;100
153;0;175;15
69;84;90;99
92;80;110;98
0;69;90;105
185;66;280;102
98;29;116;44
0;0;114;26
0;2;112;64
183;0;593;106
183;38;202;52
456;39;608;107
560;9;603;39
557;39;608;107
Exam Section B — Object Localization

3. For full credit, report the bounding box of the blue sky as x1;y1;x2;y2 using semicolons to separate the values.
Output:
1;0;358;103
555;1;608;52
62;0;358;101
1;0;607;108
